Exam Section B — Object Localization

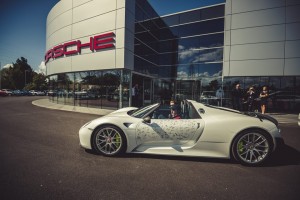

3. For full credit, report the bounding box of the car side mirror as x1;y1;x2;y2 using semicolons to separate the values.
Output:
199;108;205;114
143;116;151;124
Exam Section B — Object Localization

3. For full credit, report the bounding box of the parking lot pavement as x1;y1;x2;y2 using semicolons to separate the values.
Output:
268;113;299;126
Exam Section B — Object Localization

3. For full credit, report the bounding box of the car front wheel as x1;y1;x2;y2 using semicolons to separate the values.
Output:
232;130;273;166
92;125;126;156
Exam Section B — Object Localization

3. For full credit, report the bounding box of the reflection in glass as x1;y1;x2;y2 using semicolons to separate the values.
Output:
179;10;201;24
176;18;224;38
177;63;222;79
178;48;223;64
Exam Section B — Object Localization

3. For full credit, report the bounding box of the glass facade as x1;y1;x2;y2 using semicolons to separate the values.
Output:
48;69;130;110
133;0;225;107
223;77;300;112
47;1;299;113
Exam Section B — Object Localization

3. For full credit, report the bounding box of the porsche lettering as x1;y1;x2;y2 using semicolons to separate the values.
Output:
45;32;115;63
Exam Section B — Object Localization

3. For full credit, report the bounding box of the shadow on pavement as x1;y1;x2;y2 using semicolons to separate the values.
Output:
85;144;299;167
265;144;300;167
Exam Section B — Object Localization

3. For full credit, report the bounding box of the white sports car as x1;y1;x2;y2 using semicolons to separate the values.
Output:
79;100;284;166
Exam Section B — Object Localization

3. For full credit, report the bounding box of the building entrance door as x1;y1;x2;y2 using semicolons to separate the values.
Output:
132;74;153;107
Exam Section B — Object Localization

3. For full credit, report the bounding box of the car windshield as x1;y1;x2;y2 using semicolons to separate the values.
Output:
128;103;159;118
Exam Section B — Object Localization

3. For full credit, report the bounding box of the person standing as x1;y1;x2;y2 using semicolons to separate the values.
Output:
260;86;269;114
232;83;243;111
132;84;139;107
246;86;256;112
216;87;224;106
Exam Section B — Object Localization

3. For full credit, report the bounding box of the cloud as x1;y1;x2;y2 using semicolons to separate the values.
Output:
177;70;222;80
2;64;13;69
36;61;46;74
192;48;223;63
179;48;223;63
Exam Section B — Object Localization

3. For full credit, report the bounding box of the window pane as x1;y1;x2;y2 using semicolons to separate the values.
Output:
201;5;225;20
177;18;224;37
177;63;222;78
162;15;179;26
179;10;201;24
178;33;224;51
178;48;223;64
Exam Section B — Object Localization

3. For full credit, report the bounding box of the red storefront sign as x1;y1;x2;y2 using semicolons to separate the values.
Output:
45;32;115;63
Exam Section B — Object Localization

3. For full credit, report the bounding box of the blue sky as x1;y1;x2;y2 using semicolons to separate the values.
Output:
0;0;224;73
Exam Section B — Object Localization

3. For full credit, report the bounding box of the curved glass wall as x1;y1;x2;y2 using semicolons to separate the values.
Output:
48;69;130;110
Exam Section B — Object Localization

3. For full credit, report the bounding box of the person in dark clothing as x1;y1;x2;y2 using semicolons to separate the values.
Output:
132;84;139;107
260;86;269;114
232;84;243;111
246;86;257;112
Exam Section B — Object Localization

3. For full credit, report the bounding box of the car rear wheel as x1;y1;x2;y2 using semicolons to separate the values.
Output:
92;125;126;156
232;130;272;166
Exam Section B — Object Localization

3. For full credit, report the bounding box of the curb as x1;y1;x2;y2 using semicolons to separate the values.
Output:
32;99;114;116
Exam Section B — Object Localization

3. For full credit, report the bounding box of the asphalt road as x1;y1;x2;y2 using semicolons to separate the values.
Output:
0;96;299;200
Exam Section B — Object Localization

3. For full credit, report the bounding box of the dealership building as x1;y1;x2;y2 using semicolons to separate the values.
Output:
46;0;300;112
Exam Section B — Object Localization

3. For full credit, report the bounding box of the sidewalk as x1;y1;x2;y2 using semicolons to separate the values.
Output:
32;98;299;126
32;99;113;116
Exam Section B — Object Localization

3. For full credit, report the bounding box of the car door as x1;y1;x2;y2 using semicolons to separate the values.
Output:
135;118;202;146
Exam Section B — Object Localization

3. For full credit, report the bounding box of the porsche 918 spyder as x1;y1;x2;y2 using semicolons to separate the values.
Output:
79;100;283;166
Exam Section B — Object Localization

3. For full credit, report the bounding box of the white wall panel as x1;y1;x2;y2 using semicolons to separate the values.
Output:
223;45;230;61
117;0;126;9
224;30;231;46
231;7;285;29
116;8;126;29
286;5;300;23
222;61;230;76
225;0;232;15
73;0;91;7
115;28;125;49
229;60;284;76
46;57;72;75
72;11;116;39
284;58;300;75
115;49;125;68
47;26;72;49
286;22;300;40
230;25;285;45
71;50;116;72
47;0;72;24
73;0;116;23
224;14;231;31
285;40;300;58
231;0;284;14
47;10;72;37
230;42;284;60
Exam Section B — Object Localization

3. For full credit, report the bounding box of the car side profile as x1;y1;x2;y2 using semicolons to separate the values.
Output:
79;100;283;166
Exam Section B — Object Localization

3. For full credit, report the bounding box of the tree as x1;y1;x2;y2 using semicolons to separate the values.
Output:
0;57;46;90
13;57;34;89
24;73;47;91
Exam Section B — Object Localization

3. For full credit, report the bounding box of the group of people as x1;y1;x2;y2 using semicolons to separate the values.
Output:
232;84;269;114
